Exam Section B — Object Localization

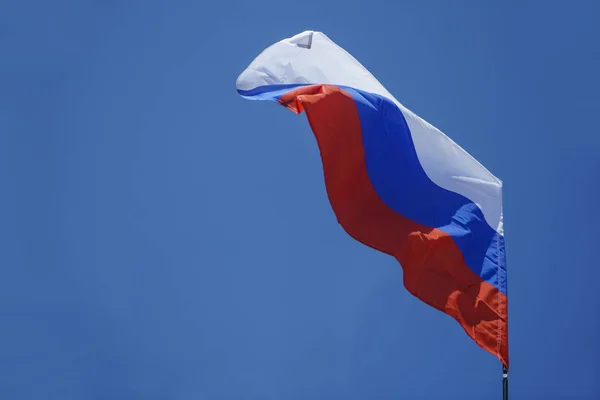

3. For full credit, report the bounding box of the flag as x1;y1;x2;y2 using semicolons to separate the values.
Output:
236;31;508;367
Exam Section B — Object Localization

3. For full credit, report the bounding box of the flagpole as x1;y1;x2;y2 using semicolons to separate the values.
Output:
502;365;508;400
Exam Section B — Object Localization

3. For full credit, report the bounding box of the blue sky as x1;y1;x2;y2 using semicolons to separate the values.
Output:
2;1;599;399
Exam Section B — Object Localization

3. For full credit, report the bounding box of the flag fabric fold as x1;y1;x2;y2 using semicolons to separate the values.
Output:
237;31;508;367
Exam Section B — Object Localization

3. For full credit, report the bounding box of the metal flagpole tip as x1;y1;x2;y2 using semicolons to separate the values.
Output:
502;364;509;400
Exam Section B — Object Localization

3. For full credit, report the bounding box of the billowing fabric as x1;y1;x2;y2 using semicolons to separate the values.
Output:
236;31;508;367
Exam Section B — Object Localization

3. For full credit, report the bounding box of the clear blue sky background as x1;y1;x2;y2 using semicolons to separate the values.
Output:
2;1;599;399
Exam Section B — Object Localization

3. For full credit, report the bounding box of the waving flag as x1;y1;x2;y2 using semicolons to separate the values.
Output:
236;31;508;367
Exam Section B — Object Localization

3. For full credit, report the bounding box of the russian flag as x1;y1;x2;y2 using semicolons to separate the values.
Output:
236;31;508;367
